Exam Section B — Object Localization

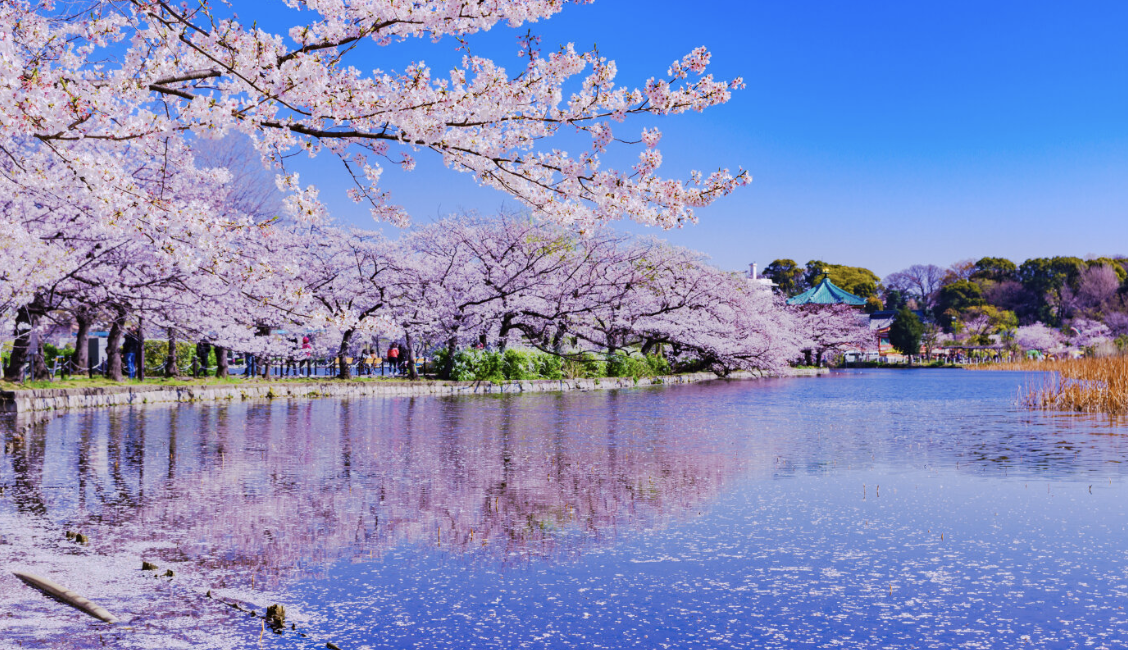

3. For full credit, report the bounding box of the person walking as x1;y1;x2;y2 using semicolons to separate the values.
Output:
387;343;400;376
284;337;300;376
300;336;313;376
395;343;407;375
123;328;140;379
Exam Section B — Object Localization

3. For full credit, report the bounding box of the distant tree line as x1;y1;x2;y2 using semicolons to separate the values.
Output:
763;256;1128;352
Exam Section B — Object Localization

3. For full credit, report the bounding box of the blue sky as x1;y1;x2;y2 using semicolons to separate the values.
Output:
271;0;1128;277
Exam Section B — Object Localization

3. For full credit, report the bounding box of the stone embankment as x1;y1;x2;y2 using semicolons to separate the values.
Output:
0;368;827;414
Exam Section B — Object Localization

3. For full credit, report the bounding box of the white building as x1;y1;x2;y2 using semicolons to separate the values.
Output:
747;262;776;292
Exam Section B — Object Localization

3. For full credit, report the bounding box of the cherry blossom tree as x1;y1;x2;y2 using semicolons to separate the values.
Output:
3;0;759;382
1014;322;1063;353
1075;264;1121;314
393;215;802;376
1068;318;1112;351
278;225;403;379
1105;311;1128;338
4;0;748;231
791;305;873;367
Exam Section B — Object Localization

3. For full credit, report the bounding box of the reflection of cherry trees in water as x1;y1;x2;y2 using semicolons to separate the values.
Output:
2;392;751;588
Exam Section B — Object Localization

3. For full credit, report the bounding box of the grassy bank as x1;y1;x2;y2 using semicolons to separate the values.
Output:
975;356;1128;415
0;375;412;391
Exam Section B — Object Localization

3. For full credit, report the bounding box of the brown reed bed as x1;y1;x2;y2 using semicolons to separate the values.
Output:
973;355;1128;415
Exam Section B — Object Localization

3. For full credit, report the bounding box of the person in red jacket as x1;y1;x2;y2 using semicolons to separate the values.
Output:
387;343;399;375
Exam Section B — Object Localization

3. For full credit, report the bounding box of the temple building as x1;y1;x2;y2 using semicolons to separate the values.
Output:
785;277;866;306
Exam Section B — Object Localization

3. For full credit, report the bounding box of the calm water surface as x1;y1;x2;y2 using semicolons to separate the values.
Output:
2;370;1128;649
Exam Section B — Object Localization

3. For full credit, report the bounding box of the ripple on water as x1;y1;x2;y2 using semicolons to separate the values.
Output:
1;369;1127;648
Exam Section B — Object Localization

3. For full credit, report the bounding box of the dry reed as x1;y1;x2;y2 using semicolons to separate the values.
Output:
975;356;1128;415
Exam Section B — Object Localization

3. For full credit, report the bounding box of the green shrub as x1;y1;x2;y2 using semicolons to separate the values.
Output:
443;347;668;381
448;347;568;382
449;348;504;382
43;343;75;368
430;347;453;379
143;340;196;374
646;353;671;376
606;352;669;378
535;352;565;380
563;351;606;379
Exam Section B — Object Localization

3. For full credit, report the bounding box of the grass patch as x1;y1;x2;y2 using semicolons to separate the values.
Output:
0;375;414;391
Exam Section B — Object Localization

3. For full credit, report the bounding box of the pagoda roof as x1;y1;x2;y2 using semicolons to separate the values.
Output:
786;278;867;306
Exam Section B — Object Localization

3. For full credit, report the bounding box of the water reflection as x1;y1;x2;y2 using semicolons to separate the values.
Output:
3;370;1128;649
2;391;755;588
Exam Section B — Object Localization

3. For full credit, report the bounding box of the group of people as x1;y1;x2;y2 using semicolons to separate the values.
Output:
108;330;410;380
357;343;409;376
279;336;315;376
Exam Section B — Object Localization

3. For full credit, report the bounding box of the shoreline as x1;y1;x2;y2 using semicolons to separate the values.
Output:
0;368;828;414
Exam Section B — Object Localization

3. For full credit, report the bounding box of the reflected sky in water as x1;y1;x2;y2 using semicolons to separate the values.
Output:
2;370;1128;649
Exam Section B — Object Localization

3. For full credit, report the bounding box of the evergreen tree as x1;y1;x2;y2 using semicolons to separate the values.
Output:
888;307;924;365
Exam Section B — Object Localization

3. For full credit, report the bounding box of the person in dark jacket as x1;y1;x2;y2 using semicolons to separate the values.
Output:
123;329;140;379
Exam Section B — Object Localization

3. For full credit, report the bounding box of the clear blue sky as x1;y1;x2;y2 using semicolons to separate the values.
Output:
274;0;1128;277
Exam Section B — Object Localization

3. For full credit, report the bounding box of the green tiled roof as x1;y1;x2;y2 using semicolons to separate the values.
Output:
786;278;867;306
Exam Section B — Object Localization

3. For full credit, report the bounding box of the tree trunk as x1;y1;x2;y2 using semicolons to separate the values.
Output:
605;332;618;358
497;316;513;351
196;341;211;378
137;316;145;381
106;313;125;382
73;312;90;375
405;333;417;380
31;334;49;381
5;303;43;382
215;345;228;378
164;328;180;378
337;328;355;379
551;325;566;355
816;350;824;368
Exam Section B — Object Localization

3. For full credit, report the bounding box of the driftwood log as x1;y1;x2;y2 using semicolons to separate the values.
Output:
11;571;119;623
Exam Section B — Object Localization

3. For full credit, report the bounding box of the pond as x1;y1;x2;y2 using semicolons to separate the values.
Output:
2;369;1128;649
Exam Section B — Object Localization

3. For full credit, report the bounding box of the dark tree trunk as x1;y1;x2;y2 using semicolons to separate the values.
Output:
215;345;228;378
73;312;90;375
106;313;125;382
4;304;34;381
405;333;417;380
252;324;271;379
551;325;566;355
164;328;180;378
816;350;824;367
195;341;211;378
137;317;145;381
32;339;49;381
497;316;513;352
337;328;355;379
605;332;619;358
